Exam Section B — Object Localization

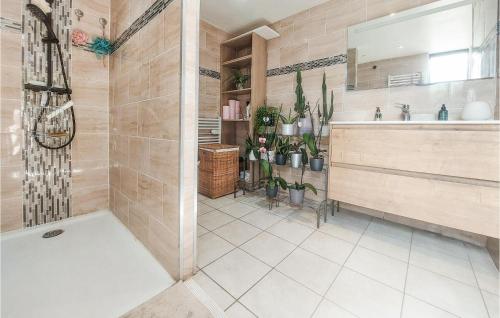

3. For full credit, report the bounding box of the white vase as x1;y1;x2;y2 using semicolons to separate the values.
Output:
266;150;275;163
298;117;313;136
248;151;257;161
281;123;295;136
461;101;492;121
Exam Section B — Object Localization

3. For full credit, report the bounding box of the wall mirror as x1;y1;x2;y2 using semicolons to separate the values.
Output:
346;0;498;90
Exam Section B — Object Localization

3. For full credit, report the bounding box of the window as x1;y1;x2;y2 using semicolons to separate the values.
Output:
429;50;469;83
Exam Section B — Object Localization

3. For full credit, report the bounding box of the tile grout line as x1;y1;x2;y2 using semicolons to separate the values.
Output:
308;212;373;318
466;244;493;318
400;229;414;318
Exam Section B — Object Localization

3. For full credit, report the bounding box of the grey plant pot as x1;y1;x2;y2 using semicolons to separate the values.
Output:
310;158;324;171
298;117;313;136
290;152;302;168
281;123;295;136
289;188;305;205
266;185;279;198
275;154;287;165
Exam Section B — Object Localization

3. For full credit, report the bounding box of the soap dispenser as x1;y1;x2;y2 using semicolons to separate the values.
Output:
374;107;382;121
438;104;448;121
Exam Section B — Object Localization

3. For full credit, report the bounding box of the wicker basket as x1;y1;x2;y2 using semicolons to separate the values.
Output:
199;144;239;199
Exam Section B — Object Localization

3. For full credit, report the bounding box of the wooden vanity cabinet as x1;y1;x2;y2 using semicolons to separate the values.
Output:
328;124;500;238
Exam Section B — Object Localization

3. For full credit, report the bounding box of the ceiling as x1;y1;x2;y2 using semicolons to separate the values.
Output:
349;2;473;63
200;0;329;34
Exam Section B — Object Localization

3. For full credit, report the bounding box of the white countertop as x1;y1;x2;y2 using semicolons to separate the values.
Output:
329;120;500;125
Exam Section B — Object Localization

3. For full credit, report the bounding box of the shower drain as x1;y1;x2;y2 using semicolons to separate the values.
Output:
42;229;64;238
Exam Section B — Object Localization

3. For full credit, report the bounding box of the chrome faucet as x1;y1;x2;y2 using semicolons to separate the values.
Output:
395;103;411;121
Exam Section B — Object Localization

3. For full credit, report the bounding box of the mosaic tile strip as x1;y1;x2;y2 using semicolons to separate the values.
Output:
22;0;72;227
111;0;174;53
0;17;22;32
199;67;220;80
266;54;347;77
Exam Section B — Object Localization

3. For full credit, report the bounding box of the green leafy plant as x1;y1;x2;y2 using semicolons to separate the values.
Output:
279;109;298;124
232;70;249;89
287;151;317;195
260;159;288;190
245;135;259;159
276;137;291;156
255;105;279;134
294;69;309;118
303;132;326;159
290;140;304;153
320;72;334;126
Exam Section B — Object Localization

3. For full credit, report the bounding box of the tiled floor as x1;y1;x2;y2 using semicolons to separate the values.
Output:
195;192;499;318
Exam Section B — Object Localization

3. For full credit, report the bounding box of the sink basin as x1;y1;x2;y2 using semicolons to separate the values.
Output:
331;111;372;121
411;114;435;121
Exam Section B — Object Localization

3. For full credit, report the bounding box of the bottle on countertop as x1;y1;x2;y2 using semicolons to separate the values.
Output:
374;107;382;121
438;104;448;121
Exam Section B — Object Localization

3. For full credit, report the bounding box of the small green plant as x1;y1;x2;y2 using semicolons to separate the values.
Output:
245;135;259;159
294;69;309;118
261;159;288;190
255;105;280;134
320;72;334;126
290;140;304;153
276;137;291;156
233;70;249;89
279;109;298;124
303;132;326;159
288;151;317;195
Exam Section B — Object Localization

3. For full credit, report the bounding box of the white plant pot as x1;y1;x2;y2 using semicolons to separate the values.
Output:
290;152;302;168
281;123;295;136
298;117;313;136
266;150;276;163
248;151;257;161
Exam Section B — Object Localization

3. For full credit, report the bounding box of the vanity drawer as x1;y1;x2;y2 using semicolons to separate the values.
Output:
330;128;499;181
328;166;499;238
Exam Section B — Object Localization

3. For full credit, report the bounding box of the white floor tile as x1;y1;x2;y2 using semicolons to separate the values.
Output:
412;230;468;260
325;268;404;318
345;246;407;291
405;265;489;318
197;202;215;215
204;196;235;209
358;228;411;262
240;232;296;267
197;225;209;237
482;290;499;318
225;302;256;318
240;270;322;318
410;244;477;287
213;220;262;246
218;202;258;218
287;208;319;228
198;210;235;231
277;248;341;295
367;219;413;241
467;244;499;295
319;210;371;243
204;249;271;298
312;299;358;318
300;231;355;265
197;194;210;202
270;205;299;218
240;209;283;230
197;232;234;268
192;271;235;310
267;219;315;245
402;295;457;318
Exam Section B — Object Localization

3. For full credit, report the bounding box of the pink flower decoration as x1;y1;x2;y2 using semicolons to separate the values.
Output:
259;147;267;154
258;137;266;144
72;29;89;46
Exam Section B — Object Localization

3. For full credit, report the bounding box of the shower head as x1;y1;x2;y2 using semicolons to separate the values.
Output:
26;4;57;39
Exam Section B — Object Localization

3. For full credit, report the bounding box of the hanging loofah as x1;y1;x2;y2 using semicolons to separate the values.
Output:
89;37;112;57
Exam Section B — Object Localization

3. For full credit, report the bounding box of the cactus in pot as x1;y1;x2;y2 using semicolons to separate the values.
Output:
294;69;312;135
318;72;334;136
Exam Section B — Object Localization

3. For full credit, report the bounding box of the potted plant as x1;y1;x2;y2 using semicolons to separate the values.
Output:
294;69;312;136
263;132;277;163
303;132;326;171
275;137;291;165
279;109;297;136
261;156;287;198
288;151;317;205
233;69;249;90
245;135;259;161
318;72;334;137
290;140;306;169
255;105;278;134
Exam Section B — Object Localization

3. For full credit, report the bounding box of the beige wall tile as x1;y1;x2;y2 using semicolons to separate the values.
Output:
119;103;139;135
138;173;163;221
129;136;150;173
73;133;108;161
74;106;108;134
0;99;22;133
129;63;151;103
149;47;181;98
138;96;180;139
120;166;138;201
1;196;22;232
72;159;108;190
1;31;21;65
1;165;22;198
129;201;149;244
148;139;179;184
72;185;109;216
1;0;22;21
114;190;130;225
0;132;22;167
1;66;21;100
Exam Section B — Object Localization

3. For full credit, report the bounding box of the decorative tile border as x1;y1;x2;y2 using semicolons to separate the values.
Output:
0;17;22;33
22;0;72;227
267;54;347;77
111;0;174;53
199;67;220;80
